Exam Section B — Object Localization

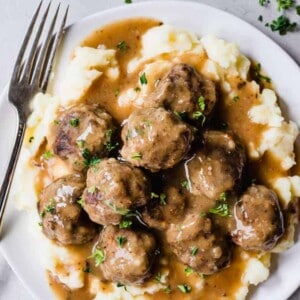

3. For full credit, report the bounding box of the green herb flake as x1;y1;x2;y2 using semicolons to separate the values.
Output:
116;236;127;248
88;186;97;194
105;129;119;152
38;222;42;227
105;201;131;215
125;0;132;3
43;150;53;160
184;266;193;276
254;63;272;83
277;0;294;11
269;15;297;35
154;272;162;283
164;286;172;294
233;95;239;102
296;5;300;15
199;212;207;217
76;140;85;148
140;72;148;85
53;119;59;125
198;96;206;111
119;218;133;229
209;192;231;217
191;246;198;256
177;284;192;293
77;197;84;207
29;136;34;143
151;192;159;199
134;86;141;92
181;180;190;191
160;193;167;205
45;198;56;214
259;0;270;6
83;263;91;273
131;152;142;159
192;111;206;125
70;118;79;127
258;15;263;22
40;211;46;218
117;41;129;52
89;249;105;267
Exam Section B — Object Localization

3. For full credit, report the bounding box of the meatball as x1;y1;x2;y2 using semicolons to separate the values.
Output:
186;130;245;199
52;104;115;171
96;225;158;285
82;158;150;225
146;63;217;121
231;185;285;251
167;214;231;274
142;187;186;230
39;175;97;245
121;107;194;172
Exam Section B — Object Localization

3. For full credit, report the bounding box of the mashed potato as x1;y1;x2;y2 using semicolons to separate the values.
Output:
13;22;299;300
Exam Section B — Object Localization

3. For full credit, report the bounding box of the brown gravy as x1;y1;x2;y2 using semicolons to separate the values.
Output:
35;18;298;300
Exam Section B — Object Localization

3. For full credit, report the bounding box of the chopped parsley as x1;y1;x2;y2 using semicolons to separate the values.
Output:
105;201;131;215
134;86;141;92
131;152;142;159
259;0;270;6
151;192;159;199
90;248;105;267
139;72;148;85
83;263;91;273
164;286;172;294
70;117;79;127
38;222;42;227
88;186;97;194
258;15;263;22
53;119;59;125
45;199;55;214
82;148;101;167
76;140;85;148
233;95;239;102
116;236;127;248
177;284;192;293
40;211;46;218
77;197;84;207
269;15;297;35
181;180;190;191
253;63;271;84
105;129;119;152
184;266;193;276
193;96;206;125
174;111;188;119
116;282;125;287
125;0;132;3
159;193;167;205
119;218;133;229
191;246;198;256
43;150;53;160
297;5;300;15
199;212;207;217
117;41;129;52
29;136;34;143
209;192;231;217
154;272;162;283
277;0;294;10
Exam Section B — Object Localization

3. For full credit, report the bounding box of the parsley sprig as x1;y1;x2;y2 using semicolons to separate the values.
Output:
209;192;231;217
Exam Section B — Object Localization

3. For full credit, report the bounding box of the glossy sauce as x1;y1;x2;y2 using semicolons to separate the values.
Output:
34;18;298;300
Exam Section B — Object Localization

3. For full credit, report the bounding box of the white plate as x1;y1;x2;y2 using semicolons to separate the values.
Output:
0;1;299;299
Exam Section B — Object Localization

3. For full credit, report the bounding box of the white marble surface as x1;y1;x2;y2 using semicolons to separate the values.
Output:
0;0;299;299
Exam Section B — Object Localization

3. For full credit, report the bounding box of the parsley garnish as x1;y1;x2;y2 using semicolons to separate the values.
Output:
154;272;162;283
77;197;84;207
82;148;101;167
174;111;188;119
193;96;206;125
134;86;141;92
116;236;127;248
131;152;142;159
53;119;59;125
233;95;239;102
258;15;263;22
259;0;270;6
191;246;198;256
140;72;147;85
151;192;159;199
253;63;271;83
277;0;294;10
76;140;85;148
269;15;297;35
38;222;42;227
297;5;300;15
209;192;231;217
29;136;34;143
105;201;131;215
181;180;190;191
160;193;167;205
199;212;207;217
117;282;125;287
119;218;133;229
70;118;79;127
125;0;132;3
164;286;172;294
43;150;53;160
45;198;55;214
177;284;192;293
89;249;105;267
105;129;118;152
117;41;128;52
184;266;193;276
83;263;91;273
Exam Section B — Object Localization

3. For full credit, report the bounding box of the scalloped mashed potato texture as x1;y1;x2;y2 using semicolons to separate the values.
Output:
12;23;299;299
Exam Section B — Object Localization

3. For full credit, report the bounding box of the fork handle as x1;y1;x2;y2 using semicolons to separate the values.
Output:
0;120;26;237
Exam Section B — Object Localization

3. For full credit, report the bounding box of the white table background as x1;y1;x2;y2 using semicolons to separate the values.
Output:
0;0;299;299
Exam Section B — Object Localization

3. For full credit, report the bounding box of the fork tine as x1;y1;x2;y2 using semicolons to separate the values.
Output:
41;5;69;92
22;2;51;83
32;3;60;85
10;1;42;82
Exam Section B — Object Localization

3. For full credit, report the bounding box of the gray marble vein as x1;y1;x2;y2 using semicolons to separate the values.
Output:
0;0;299;299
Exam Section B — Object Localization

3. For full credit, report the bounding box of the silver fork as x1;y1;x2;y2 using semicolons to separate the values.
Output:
0;1;69;236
